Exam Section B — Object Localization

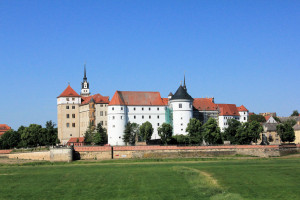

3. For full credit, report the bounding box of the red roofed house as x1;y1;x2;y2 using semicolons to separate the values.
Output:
57;66;110;145
193;98;218;124
67;137;85;146
0;124;11;137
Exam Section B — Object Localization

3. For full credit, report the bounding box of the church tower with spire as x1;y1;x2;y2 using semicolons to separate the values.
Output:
81;64;90;97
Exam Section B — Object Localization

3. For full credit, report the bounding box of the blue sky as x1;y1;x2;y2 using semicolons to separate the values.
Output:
0;0;299;129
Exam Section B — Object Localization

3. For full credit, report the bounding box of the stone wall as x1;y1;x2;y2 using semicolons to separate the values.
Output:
50;147;73;162
8;151;50;161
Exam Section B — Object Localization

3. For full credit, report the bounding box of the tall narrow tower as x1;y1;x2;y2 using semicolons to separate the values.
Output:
81;64;90;97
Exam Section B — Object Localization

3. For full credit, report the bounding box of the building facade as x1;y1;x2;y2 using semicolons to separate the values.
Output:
57;67;109;144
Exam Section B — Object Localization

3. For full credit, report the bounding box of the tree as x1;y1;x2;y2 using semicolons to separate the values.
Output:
93;123;108;145
273;116;281;123
123;122;139;145
84;123;95;145
277;122;295;143
158;123;173;145
21;124;45;147
249;114;266;123
223;119;241;144
291;110;299;117
172;134;189;145
139;121;153;143
44;120;58;146
246;121;263;144
202;118;223;145
186;118;203;145
0;129;20;149
235;121;263;145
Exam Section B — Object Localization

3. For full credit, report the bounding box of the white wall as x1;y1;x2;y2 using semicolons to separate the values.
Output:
108;105;127;146
239;111;248;123
219;115;240;132
170;99;193;135
57;97;81;105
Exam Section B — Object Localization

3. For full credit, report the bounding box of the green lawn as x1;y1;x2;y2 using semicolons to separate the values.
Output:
0;158;299;199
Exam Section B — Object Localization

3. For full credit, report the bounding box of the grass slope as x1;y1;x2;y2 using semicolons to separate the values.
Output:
0;158;299;199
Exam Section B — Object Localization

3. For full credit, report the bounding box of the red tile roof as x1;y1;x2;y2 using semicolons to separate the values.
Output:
162;98;169;105
237;105;248;112
265;116;271;121
109;91;166;106
57;85;81;98
217;104;240;116
193;98;218;111
0;124;11;136
67;137;85;143
81;94;109;105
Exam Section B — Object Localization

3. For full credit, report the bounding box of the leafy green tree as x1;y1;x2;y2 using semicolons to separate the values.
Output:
186;118;203;145
235;121;263;145
172;134;189;145
291;110;299;116
44;120;58;146
286;119;297;127
223;119;241;144
0;129;21;149
84;123;95;145
277;122;295;143
202;118;223;145
93;123;108;145
139;121;153;143
249;114;266;123
158;123;173;145
246;121;264;144
21;124;45;147
123;122;139;145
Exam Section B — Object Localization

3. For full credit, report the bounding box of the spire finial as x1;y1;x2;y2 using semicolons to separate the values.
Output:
183;72;187;91
84;63;87;79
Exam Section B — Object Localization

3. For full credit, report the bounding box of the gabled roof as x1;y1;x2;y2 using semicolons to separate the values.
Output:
57;85;81;98
0;124;11;136
237;105;248;112
217;104;240;116
81;94;109;105
265;116;271;121
170;85;193;101
109;91;166;106
193;98;218;111
67;137;85;143
162;98;169;105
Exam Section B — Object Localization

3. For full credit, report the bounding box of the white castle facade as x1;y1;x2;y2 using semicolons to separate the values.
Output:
57;68;249;146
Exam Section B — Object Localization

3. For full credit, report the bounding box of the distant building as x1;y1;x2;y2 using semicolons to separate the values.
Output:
0;124;11;137
260;112;277;117
57;66;109;145
264;116;277;123
67;137;85;146
293;121;300;144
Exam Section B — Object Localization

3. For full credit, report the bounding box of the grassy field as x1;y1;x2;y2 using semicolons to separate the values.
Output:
0;157;300;199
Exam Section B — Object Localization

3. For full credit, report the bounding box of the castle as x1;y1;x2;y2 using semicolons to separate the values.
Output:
57;67;249;145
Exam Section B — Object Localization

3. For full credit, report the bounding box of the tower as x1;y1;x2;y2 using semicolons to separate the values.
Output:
57;84;81;144
169;77;193;136
81;64;90;97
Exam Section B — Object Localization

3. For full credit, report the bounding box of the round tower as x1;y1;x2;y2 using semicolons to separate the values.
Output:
169;82;193;136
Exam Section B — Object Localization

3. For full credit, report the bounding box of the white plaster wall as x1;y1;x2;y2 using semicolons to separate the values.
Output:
219;115;240;132
170;99;193;135
108;105;127;146
239;111;248;123
57;97;81;105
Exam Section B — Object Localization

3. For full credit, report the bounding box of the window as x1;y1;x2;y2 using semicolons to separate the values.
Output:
121;116;123;119
100;121;103;125
181;123;183;126
121;107;123;110
181;129;183;131
149;116;151;119
72;123;75;127
134;116;136;119
105;121;107;125
244;112;245;115
134;107;136;111
149;108;151;111
100;104;103;107
66;106;69;109
70;134;72;136
100;111;103;116
157;123;160;126
157;115;159;119
142;115;144;119
157;107;159;111
113;116;115;120
105;111;107;116
72;114;75;118
72;106;75;109
179;104;182;108
112;107;114;111
66;98;69;101
66;123;70;128
113;125;115;128
66;114;70;118
72;98;75;101
244;117;246;120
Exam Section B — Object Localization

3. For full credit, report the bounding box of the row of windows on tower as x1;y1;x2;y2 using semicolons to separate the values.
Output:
66;123;76;128
112;123;160;128
66;106;76;109
66;114;75;118
66;98;76;101
111;107;163;111
111;115;160;120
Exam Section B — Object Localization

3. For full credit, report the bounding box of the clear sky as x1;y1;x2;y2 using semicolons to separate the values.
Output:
0;0;299;129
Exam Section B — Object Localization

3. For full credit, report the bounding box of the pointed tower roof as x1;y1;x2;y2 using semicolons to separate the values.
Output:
170;85;193;101
237;105;248;112
57;85;81;98
83;64;87;80
168;92;173;96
